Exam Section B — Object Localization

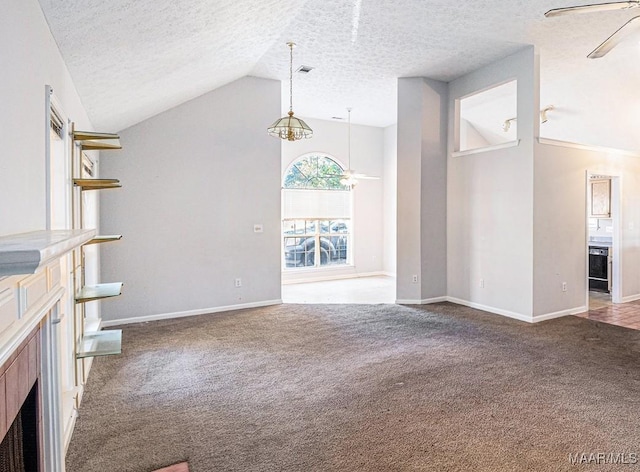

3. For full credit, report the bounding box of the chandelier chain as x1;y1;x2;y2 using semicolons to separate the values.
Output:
266;41;313;141
289;42;294;113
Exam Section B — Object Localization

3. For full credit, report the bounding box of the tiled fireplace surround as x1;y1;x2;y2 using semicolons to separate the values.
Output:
0;230;94;471
0;326;41;471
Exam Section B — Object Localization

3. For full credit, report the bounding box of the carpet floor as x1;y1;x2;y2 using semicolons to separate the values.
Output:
65;302;640;471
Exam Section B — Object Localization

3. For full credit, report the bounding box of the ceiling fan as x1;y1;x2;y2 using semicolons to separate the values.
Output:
339;108;379;187
545;1;640;58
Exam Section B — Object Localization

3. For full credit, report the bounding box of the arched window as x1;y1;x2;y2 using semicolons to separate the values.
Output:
283;154;349;190
282;154;351;270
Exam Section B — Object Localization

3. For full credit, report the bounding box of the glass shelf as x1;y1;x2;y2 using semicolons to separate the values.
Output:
76;330;122;358
84;235;123;245
75;282;123;303
73;130;122;151
73;178;121;190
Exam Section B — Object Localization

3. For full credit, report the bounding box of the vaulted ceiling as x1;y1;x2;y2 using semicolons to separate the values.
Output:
38;0;640;151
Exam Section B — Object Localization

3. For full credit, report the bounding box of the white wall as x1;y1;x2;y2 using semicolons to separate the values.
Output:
280;117;385;283
0;0;93;236
459;119;491;151
539;65;640;153
397;77;448;303
383;124;397;276
533;142;640;316
99;76;282;323
447;47;537;319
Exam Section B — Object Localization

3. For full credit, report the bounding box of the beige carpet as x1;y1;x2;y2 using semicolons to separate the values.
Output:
65;302;640;471
151;462;189;472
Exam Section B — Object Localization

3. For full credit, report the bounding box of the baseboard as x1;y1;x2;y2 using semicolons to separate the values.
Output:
396;296;447;305
282;271;389;285
620;293;640;303
446;297;534;323
101;299;283;327
63;409;78;453
532;305;586;323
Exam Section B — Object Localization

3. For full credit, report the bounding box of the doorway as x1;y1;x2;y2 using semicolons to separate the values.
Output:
586;173;621;309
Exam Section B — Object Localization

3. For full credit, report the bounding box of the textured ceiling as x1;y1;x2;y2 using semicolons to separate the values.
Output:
38;0;640;144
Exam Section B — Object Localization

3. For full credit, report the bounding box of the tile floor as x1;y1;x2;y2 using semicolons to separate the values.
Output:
283;278;640;330
282;275;395;304
574;291;640;330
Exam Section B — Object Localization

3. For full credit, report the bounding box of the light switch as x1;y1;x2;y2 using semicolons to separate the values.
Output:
253;224;264;233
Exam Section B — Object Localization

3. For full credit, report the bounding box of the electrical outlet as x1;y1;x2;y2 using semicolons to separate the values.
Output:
412;275;418;283
562;282;567;292
480;278;484;288
235;278;242;288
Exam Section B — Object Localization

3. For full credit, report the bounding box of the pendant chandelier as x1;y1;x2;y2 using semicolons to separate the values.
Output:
267;42;313;142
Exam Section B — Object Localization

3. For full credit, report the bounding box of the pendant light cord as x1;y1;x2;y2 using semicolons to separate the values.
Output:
288;42;294;114
347;107;352;169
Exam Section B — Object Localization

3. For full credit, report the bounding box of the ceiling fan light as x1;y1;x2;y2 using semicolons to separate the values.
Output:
540;105;555;124
340;175;358;187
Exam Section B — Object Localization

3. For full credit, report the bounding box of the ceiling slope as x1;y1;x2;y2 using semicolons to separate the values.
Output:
37;0;640;148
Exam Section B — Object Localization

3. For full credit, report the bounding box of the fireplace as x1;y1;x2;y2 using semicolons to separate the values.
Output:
0;327;41;472
0;384;38;472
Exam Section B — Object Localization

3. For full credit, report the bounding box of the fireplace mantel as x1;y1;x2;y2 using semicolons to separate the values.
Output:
0;230;95;277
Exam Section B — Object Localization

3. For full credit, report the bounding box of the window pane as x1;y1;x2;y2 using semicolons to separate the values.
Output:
283;220;296;235
283;154;349;190
306;220;315;234
317;237;331;267
284;236;314;268
330;220;348;234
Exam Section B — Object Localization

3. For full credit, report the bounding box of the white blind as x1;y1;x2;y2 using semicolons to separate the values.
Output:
282;189;351;219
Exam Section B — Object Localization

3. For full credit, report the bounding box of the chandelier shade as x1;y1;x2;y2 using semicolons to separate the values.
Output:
268;111;313;141
268;42;313;142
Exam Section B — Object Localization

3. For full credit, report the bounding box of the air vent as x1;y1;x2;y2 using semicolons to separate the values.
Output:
296;65;314;74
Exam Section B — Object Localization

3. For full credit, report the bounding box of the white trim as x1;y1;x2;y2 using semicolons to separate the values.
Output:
532;306;586;323
101;299;283;327
282;270;390;285
451;140;520;158
446;297;533;323
538;137;640;157
62;409;77;453
0;286;65;367
0;230;95;277
398;296;584;323
396;296;447;305
620;293;640;303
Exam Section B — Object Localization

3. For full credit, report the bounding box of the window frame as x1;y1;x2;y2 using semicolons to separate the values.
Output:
282;153;353;271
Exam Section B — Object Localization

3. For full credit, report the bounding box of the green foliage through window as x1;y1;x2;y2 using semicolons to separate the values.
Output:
283;154;348;190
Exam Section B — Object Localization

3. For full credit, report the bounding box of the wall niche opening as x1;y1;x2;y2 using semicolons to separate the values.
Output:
456;79;517;153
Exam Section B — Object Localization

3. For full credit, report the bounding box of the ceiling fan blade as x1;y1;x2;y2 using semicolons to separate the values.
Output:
588;15;640;57
545;1;638;17
352;174;380;180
